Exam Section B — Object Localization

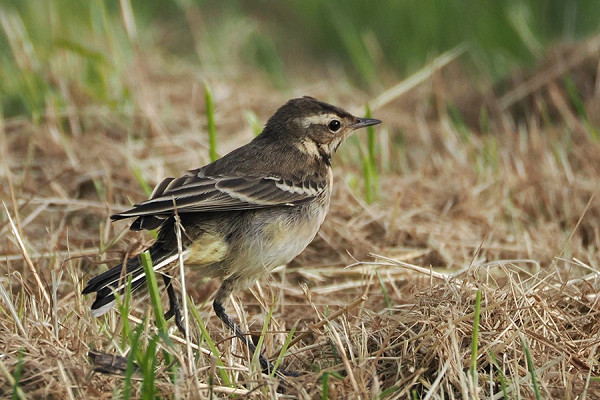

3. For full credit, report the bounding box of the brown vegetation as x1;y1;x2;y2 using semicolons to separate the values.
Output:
1;37;600;398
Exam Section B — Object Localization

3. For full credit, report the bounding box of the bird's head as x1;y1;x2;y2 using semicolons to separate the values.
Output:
262;96;381;162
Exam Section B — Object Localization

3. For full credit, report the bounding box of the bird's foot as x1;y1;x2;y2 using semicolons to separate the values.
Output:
164;305;186;337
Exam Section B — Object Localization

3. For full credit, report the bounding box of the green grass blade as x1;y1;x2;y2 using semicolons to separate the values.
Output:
141;334;159;400
362;153;375;204
489;350;508;399
361;104;379;203
188;298;231;386
447;102;472;142
140;251;167;332
248;34;288;89
131;166;153;197
123;321;145;400
204;83;218;162
320;371;344;400
375;270;392;311
365;104;377;168
271;320;298;376
139;251;175;378
520;332;542;399
379;385;400;399
116;275;134;351
479;106;489;134
251;303;272;372
321;371;330;400
244;110;262;136
11;348;24;400
470;289;482;385
325;3;377;86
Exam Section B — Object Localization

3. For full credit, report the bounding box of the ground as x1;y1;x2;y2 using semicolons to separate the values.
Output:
1;19;600;399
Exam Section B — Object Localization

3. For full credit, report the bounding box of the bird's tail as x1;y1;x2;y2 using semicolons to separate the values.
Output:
82;248;182;317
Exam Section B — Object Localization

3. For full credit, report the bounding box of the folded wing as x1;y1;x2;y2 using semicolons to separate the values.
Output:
111;172;325;230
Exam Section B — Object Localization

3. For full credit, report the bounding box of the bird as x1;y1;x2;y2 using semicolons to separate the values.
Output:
82;96;381;373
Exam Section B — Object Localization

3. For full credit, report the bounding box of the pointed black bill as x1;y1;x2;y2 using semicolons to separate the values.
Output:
352;118;382;130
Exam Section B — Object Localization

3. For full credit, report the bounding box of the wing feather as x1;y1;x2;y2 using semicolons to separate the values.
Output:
111;173;325;222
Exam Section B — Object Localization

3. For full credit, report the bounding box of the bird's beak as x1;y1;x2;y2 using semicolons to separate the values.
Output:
351;118;382;130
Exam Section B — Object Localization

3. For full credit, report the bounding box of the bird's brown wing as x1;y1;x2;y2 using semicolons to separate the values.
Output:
111;172;326;229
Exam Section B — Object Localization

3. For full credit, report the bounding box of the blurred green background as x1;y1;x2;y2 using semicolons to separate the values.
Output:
1;0;599;119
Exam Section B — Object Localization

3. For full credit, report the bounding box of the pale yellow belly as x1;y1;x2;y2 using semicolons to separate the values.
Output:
183;194;330;289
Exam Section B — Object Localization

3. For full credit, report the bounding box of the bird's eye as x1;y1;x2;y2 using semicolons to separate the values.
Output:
328;119;341;132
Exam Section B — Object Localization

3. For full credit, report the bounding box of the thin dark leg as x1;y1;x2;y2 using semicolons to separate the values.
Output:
162;274;186;336
213;299;271;370
213;301;298;377
213;277;298;378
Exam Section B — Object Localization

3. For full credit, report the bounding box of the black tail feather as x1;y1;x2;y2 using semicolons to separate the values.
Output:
82;248;174;315
89;275;148;311
82;258;143;294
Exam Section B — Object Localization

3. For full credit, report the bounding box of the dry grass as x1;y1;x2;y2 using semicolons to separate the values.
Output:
1;37;600;399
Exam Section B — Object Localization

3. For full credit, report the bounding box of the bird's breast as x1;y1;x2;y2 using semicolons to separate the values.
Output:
183;184;332;287
231;191;330;282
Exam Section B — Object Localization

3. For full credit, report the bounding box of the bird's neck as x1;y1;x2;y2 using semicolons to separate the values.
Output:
291;137;332;167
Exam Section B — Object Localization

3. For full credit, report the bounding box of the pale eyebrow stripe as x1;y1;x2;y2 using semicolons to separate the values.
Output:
298;113;340;128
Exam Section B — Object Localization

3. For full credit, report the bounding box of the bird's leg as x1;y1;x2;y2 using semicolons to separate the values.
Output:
162;274;186;336
213;278;296;376
213;299;264;364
